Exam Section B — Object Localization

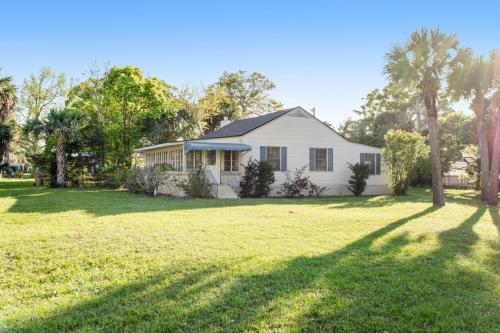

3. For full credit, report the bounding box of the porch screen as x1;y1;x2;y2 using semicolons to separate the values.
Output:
187;151;203;171
145;148;183;171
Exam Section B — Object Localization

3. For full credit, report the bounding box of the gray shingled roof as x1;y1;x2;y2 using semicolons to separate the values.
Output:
201;107;299;139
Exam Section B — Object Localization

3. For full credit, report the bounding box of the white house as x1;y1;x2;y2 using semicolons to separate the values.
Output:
136;107;390;198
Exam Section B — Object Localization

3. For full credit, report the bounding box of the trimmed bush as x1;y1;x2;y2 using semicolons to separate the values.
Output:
239;159;259;197
239;159;275;198
383;129;429;195
347;163;370;196
255;161;275;197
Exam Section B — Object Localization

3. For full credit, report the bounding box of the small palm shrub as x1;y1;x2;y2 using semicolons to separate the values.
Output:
347;163;370;196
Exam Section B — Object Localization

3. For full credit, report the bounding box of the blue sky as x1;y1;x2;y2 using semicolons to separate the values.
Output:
2;1;499;126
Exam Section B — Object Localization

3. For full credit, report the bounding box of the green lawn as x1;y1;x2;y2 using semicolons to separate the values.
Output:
0;180;498;332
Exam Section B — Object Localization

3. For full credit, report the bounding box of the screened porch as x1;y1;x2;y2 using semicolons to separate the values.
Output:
140;141;251;187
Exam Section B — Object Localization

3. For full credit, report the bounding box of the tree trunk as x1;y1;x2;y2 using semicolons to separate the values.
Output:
415;106;425;132
55;138;66;188
4;140;10;165
473;99;490;201
93;83;106;170
488;92;500;205
121;104;130;167
425;94;445;206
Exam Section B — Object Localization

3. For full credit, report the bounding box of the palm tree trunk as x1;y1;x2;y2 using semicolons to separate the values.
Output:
425;94;445;206
474;100;490;201
4;141;10;165
55;138;66;188
488;92;500;205
415;106;425;132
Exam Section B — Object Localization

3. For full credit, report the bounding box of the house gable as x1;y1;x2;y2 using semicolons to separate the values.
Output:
138;106;381;152
235;107;380;151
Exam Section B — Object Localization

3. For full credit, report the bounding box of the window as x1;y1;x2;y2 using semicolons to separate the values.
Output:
364;153;375;175
187;151;203;171
266;147;281;171
310;148;327;171
206;150;216;165
315;148;327;171
260;146;286;172
361;153;381;175
224;151;238;172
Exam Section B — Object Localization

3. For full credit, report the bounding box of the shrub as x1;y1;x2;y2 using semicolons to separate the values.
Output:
347;163;370;196
0;164;14;178
95;165;128;188
383;129;429;195
309;182;327;197
255;160;275;197
239;159;259;197
410;157;432;187
281;166;310;198
239;159;275;198
123;164;170;196
65;155;88;188
179;167;212;198
122;168;144;193
28;152;56;186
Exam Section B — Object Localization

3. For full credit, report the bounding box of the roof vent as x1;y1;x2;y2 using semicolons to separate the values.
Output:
220;117;232;128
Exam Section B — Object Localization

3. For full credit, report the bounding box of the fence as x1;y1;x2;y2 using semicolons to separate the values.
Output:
442;175;474;189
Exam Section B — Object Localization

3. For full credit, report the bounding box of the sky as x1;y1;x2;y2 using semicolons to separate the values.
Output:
2;0;499;126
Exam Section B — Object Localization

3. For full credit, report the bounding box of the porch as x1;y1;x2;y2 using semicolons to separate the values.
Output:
140;140;251;197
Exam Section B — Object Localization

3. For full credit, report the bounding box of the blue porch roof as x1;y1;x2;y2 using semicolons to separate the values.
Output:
184;141;252;152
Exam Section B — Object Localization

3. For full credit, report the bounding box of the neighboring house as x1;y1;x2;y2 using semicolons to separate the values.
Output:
136;107;390;198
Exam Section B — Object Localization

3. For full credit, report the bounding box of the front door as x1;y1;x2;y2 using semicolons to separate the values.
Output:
221;150;239;186
205;150;220;184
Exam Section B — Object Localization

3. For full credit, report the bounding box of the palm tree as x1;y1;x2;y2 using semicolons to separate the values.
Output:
448;49;493;201
488;50;500;205
489;91;500;205
384;28;458;206
0;124;11;164
24;108;82;187
0;73;16;123
0;72;17;164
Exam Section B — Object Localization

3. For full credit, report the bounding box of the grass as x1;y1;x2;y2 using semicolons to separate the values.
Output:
0;179;498;332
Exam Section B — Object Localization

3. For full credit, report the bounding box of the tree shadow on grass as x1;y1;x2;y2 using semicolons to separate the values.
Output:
11;205;499;331
0;180;479;218
488;206;500;233
184;204;496;332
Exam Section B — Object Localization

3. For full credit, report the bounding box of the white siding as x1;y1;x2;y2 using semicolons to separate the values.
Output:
199;109;390;196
